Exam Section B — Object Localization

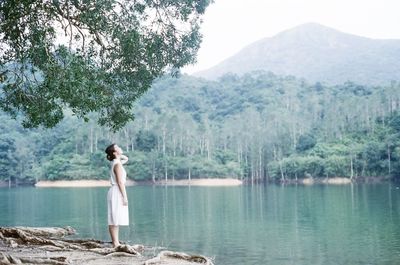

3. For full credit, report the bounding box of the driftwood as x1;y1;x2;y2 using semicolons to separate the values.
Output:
0;227;214;265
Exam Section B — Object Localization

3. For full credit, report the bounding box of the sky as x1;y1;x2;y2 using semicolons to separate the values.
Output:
182;0;400;74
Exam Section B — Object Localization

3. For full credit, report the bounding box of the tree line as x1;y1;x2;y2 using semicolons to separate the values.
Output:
1;71;399;185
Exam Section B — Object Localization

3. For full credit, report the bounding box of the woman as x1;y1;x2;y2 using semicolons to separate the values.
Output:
105;143;129;247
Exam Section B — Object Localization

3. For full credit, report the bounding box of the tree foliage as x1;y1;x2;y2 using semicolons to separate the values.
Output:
0;0;210;130
1;72;400;183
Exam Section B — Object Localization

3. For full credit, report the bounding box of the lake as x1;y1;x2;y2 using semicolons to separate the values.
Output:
1;183;400;265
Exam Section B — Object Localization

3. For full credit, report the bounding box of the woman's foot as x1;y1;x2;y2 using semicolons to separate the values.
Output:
113;242;121;248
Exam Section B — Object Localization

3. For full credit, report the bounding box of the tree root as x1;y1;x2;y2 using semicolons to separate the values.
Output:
0;227;77;249
144;250;214;265
0;227;213;265
0;227;75;238
1;252;67;265
0;226;143;264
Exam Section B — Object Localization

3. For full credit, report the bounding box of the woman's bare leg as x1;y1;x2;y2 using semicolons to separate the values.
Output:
108;225;120;247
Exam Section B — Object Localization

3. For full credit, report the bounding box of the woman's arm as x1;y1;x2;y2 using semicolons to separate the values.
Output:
120;155;129;165
113;163;128;206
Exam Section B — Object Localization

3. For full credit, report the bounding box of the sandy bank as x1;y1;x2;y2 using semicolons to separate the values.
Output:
0;181;8;187
301;177;352;185
324;177;352;184
35;179;136;188
158;178;243;186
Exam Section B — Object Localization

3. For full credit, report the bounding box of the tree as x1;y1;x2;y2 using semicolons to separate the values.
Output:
0;135;18;183
389;112;400;132
135;129;157;152
0;0;211;131
296;133;316;152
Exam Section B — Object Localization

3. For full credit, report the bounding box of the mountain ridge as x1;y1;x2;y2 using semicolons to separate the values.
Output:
194;23;400;85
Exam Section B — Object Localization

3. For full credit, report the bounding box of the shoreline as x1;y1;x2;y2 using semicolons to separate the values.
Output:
279;176;389;185
34;178;243;187
35;179;137;188
1;176;393;188
156;178;243;186
300;177;352;185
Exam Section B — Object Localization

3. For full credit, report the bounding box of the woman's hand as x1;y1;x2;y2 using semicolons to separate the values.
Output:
123;198;128;206
120;155;129;164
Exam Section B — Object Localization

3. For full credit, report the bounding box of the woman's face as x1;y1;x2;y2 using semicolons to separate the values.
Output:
113;145;123;156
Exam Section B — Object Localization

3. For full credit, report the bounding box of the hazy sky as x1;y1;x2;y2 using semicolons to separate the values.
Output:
183;0;400;74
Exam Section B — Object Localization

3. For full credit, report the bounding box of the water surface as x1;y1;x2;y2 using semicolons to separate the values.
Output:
1;184;399;265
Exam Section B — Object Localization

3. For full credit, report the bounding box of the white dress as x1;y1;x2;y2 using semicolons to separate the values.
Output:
107;159;129;226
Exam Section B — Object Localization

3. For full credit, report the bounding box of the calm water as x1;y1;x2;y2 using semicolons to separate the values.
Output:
1;184;400;265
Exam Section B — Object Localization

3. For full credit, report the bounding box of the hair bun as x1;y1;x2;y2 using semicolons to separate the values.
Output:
105;143;117;161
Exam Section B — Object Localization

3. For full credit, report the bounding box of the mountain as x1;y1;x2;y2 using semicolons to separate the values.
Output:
194;23;400;85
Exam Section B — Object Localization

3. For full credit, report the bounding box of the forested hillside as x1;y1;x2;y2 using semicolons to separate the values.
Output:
1;71;400;184
195;23;400;86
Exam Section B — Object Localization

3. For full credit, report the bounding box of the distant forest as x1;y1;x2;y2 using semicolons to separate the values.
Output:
1;71;400;184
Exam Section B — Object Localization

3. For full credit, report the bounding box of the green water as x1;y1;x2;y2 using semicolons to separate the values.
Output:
1;184;400;265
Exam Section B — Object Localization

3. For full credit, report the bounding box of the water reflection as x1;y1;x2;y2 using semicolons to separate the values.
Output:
0;184;399;265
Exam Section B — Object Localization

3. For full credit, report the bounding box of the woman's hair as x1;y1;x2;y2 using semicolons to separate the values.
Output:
105;144;116;161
